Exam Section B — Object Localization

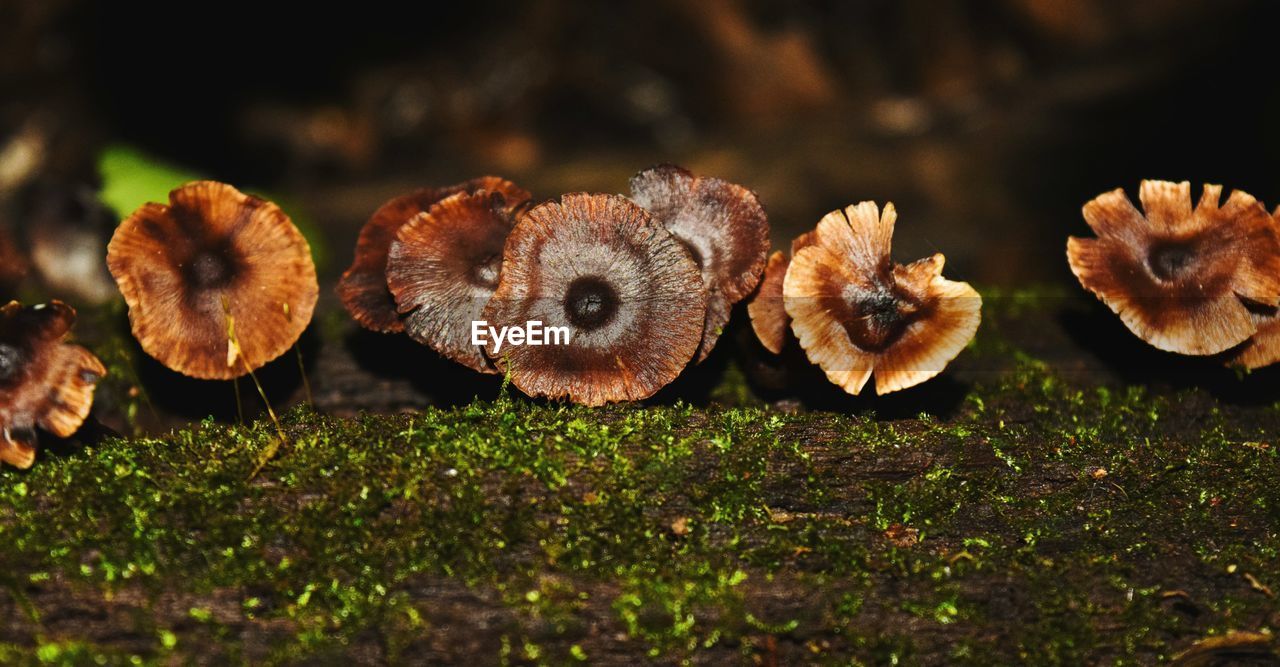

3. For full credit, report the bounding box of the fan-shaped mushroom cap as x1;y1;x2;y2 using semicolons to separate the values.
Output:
784;202;981;395
629;164;770;361
107;181;319;380
386;189;525;372
0;301;106;469
482;193;705;406
1067;181;1280;356
338;177;530;333
747;231;816;354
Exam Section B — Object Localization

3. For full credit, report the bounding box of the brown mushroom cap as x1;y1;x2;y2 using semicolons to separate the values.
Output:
337;177;531;333
107;181;319;380
482;193;705;406
629;164;770;361
1225;209;1280;370
1067;180;1280;356
747;231;817;354
0;301;106;469
784;202;981;395
386;189;524;373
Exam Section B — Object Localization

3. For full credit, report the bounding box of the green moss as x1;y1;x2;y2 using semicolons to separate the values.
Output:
1;289;1277;663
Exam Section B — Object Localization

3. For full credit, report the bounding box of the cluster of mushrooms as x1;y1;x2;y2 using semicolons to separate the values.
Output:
7;172;1278;470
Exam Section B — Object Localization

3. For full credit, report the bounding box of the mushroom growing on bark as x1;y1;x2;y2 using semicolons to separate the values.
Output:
747;230;816;354
107;181;318;380
1067;180;1280;356
785;202;981;395
338;177;530;333
482;193;705;406
0;301;106;469
628;164;769;361
386;187;528;372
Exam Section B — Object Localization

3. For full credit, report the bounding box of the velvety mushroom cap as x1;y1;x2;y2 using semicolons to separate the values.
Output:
482;193;705;406
1067;180;1280;356
629;164;770;361
337;177;530;333
0;301;106;469
784;202;981;395
386;190;523;373
747;231;817;354
106;181;319;380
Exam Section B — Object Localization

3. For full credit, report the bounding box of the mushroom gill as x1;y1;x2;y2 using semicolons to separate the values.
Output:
337;177;530;333
629;164;769;362
0;301;106;469
482;193;705;406
784;202;981;395
386;188;525;372
1067;180;1280;356
107;181;318;380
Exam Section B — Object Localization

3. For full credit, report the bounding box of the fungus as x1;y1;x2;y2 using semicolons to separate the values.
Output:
628;164;769;361
784;202;981;395
107;181;319;380
1067;180;1280;355
747;231;815;354
482;193;705;405
337;177;530;333
0;301;106;469
385;188;526;372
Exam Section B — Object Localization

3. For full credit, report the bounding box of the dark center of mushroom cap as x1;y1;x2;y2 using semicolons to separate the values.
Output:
842;288;919;352
471;254;503;289
1147;241;1196;282
564;276;620;332
186;250;237;289
0;342;21;382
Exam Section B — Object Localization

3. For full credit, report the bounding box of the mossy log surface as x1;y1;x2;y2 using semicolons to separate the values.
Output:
1;291;1278;665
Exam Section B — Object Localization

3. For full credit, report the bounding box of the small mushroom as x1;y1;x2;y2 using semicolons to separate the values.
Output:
1067;180;1280;355
747;230;816;354
784;202;981;395
385;188;526;372
337;177;530;333
107;181;319;380
628;164;770;361
1226;207;1280;370
0;301;106;469
482;193;705;405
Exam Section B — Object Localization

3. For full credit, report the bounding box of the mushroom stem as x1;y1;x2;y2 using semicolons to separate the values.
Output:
220;296;288;469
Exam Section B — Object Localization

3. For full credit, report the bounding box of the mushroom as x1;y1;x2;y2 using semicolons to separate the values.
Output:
385;187;527;372
482;193;705;406
1067;180;1280;355
1224;206;1280;370
747;230;816;354
0;301;106;469
337;177;530;333
106;181;319;380
784;202;981;395
628;164;769;361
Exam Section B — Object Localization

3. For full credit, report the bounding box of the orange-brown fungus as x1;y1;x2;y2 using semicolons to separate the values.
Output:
784;202;981;395
337;177;530;333
1067;180;1280;356
0;301;105;469
482;193;705;406
107;181;318;380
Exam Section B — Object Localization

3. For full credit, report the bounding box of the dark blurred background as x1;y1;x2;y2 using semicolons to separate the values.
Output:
4;0;1279;292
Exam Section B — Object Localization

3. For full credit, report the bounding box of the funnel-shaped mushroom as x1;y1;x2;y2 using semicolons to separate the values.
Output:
482;193;705;405
784;202;981;395
1067;181;1280;356
107;181;319;380
0;301;106;469
747;231;816;354
629;165;769;361
386;188;526;372
338;177;530;333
